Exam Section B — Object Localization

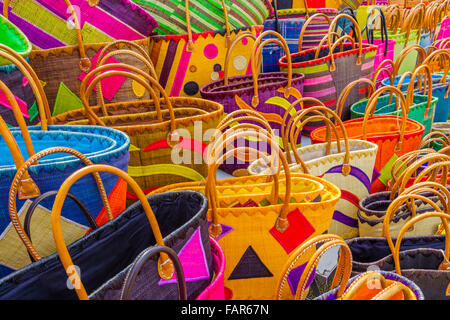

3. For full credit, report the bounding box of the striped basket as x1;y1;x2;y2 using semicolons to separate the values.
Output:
132;0;273;35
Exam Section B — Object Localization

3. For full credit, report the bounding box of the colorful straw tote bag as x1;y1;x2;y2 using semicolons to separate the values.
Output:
348;191;450;300
310;85;425;193
0;73;130;278
0;31;37;127
51;62;224;197
200;31;305;175
147;0;264;98
275;235;424;300
262;0;338;72
132;0;272;35
0;163;213;300
248;103;379;239
279;13;378;132
1;0;157;49
203;127;340;300
351;64;437;138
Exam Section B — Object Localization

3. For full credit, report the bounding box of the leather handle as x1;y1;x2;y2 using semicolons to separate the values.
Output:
335;78;377;121
326;14;362;72
8;146;114;262
3;0;91;72
281;97;326;164
298;13;333;51
392;44;427;78
314;33;356;59
404;64;433;117
413;159;450;189
52;164;174;300
372;282;417;300
382;192;448;260
223;32;257;85
364;7;389;57
206;128;292;237
251;30;293;107
288;106;351;176
390;153;450;197
419;131;450;149
23;190;98;262
80;63;178;138
185;0;231;52
422;49;450;99
0;45;52;128
362;85;408;152
275;235;349;300
119;246;187;300
372;59;395;85
393;211;450;275
295;238;352;300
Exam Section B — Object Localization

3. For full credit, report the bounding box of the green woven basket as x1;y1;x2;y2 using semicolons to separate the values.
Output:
350;93;437;138
0;14;31;66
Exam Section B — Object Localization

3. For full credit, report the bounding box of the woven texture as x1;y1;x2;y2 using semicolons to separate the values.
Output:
52;97;224;197
0;13;31;65
280;43;378;131
0;191;212;300
149;25;264;98
1;0;157;49
248;139;378;239
133;0;272;35
0;125;130;277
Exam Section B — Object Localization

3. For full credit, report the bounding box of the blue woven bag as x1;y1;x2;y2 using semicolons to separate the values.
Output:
0;58;130;277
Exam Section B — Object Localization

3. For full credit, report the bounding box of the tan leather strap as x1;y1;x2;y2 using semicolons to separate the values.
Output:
8;147;113;262
392;211;450;275
288;106;351;176
372;282;417;300
294;238;352;300
251;30;293;107
0;46;52;128
3;0;91;72
298;13;332;51
382;193;447;257
392;44;427;78
335;78;377;121
422;49;450;98
79;63;178;137
185;0;231;52
372;59;395;86
325;14;363;72
362;85;408;151
419;131;450;149
95;49;158;117
223;32;257;85
206;128;292;237
404;64;433;117
314;33;356;59
52;164;174;300
281;97;325;164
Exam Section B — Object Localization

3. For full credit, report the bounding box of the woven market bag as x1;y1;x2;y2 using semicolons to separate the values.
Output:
0;164;213;300
0;85;130;280
310;85;425;194
351;64;437;138
144;124;341;299
1;0;157;49
248;102;378;239
275;234;424;300
0;19;37;127
1;1;159;116
200;31;305;175
279;13;378;131
51;62;223;196
147;0;264;98
133;0;272;35
262;0;338;72
348;193;450;300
